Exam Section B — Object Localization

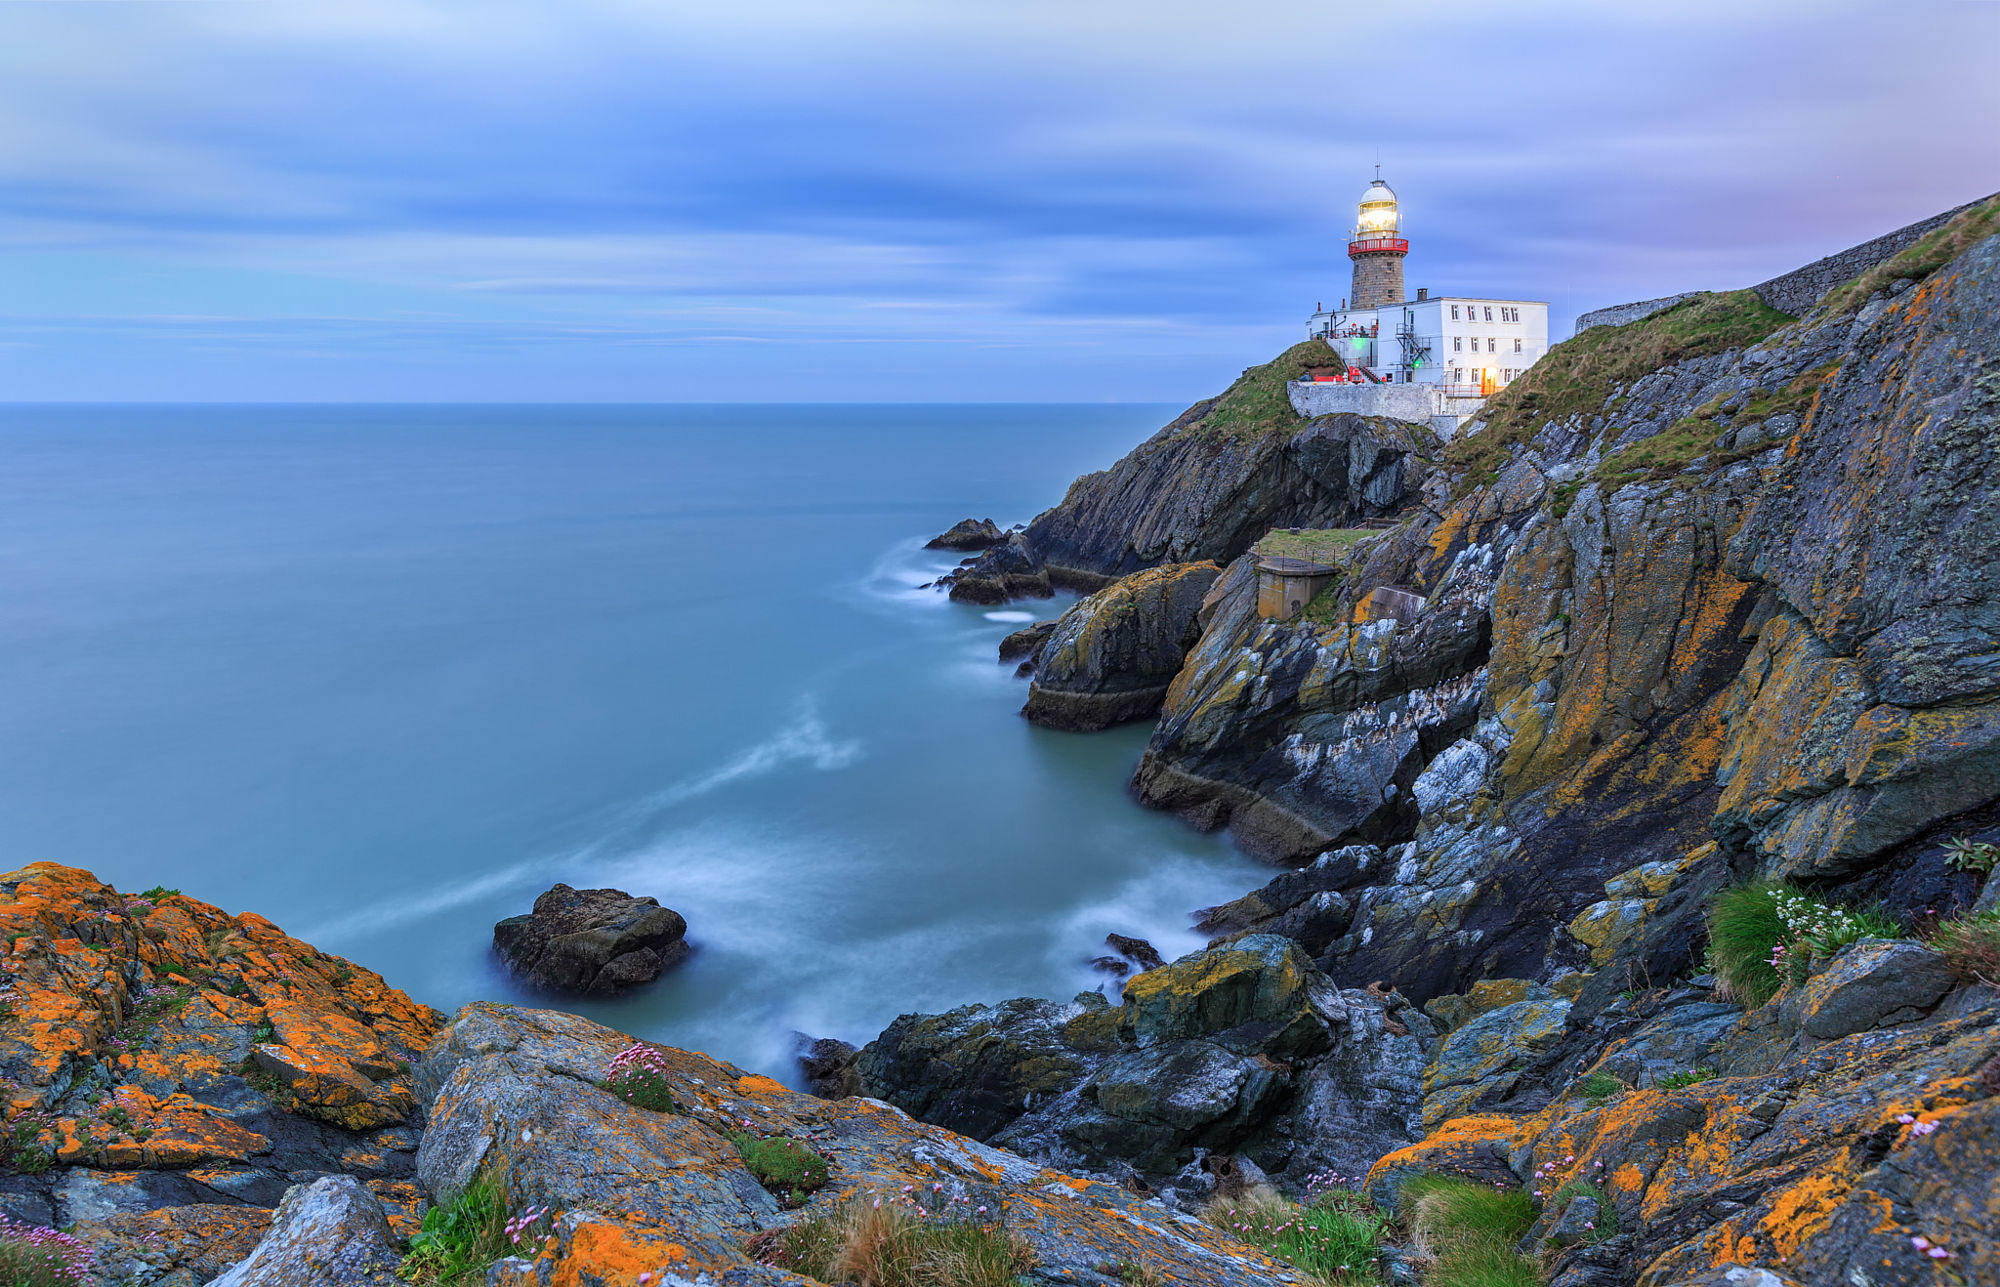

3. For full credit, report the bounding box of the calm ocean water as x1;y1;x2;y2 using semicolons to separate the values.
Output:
0;404;1266;1079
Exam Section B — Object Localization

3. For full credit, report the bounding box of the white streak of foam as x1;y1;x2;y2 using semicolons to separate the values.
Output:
298;701;860;943
638;699;861;812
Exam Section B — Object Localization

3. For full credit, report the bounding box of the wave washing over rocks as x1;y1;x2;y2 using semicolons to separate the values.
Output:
2;196;1998;1286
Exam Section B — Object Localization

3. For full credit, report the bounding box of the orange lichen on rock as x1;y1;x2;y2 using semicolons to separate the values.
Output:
0;862;440;1274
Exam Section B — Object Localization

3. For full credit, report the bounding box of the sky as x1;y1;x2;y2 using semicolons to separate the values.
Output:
1;0;1996;402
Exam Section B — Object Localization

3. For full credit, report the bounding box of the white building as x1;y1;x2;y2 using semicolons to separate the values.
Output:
1292;177;1549;431
1309;292;1549;395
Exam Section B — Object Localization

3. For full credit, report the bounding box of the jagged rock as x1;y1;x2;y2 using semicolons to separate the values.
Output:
0;864;437;1242
795;1036;859;1100
1132;554;1491;865
944;532;1053;604
1418;996;1571;1127
853;995;1098;1140
926;516;1007;550
70;1204;273;1287
1105;933;1166;971
998;618;1058;663
1374;970;2000;1287
1196;847;1362;956
209;1176;401;1286
419;1002;1313;1286
1023;562;1221;731
1117;936;1327;1058
856;937;1433;1192
1659;1269;1804;1287
1545;1190;1603;1248
1423;978;1550;1035
492;883;688;995
1797;938;1956;1039
1580;996;1739;1089
952;401;1437;597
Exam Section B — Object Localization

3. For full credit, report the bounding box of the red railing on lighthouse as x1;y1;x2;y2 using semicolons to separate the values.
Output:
1346;236;1409;256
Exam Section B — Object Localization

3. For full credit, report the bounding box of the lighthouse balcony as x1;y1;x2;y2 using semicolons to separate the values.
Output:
1346;235;1409;256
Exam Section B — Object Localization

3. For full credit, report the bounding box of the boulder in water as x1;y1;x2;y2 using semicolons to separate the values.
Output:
926;517;1007;550
492;884;688;995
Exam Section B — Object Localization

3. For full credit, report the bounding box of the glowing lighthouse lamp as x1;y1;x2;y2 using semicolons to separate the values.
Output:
1346;178;1409;310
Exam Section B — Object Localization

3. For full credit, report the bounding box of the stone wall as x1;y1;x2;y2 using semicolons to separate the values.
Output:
1573;293;1700;335
1576;190;1998;335
1748;191;1995;315
1288;379;1436;423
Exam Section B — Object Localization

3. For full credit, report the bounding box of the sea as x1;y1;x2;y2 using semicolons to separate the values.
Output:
0;404;1269;1080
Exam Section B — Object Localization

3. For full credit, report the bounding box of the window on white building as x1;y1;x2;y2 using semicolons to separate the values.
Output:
1487;337;1496;352
1449;305;1459;320
1483;306;1493;321
1514;338;1523;352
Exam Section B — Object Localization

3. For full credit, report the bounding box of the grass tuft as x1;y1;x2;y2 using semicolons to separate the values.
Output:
729;1132;831;1208
754;1200;1034;1287
395;1175;512;1285
1399;1175;1539;1287
1655;1066;1718;1090
1708;881;1788;1006
1926;911;2000;987
1708;881;1901;1006
1203;1185;1387;1284
1574;1071;1626;1106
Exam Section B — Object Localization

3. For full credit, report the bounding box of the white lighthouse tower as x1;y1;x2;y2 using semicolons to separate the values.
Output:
1347;177;1407;309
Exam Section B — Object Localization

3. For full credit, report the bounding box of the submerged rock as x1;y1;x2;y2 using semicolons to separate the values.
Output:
943;532;1054;604
998;618;1058;663
926;516;1008;550
795;1034;860;1100
1105;932;1166;971
492;883;688;995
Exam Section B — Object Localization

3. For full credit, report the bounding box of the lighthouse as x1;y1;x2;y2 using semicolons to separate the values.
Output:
1347;177;1407;309
1301;172;1549;431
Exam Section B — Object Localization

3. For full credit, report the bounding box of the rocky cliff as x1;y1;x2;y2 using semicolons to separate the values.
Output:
1021;561;1222;731
863;197;2000;1286
943;341;1440;603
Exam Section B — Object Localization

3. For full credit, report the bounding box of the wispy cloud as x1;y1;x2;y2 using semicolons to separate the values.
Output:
1;1;1995;399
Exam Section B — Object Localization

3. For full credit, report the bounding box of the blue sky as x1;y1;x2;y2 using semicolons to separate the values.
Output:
2;1;1996;402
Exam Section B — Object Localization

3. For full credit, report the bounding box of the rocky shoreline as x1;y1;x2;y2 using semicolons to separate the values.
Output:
1;196;1996;1285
